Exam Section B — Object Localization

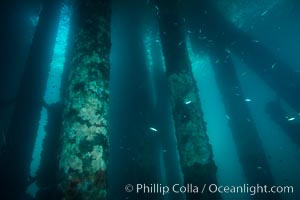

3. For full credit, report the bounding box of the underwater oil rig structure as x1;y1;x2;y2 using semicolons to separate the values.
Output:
0;0;299;199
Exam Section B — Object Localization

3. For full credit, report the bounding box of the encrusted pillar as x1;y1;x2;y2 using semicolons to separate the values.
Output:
167;72;219;200
58;0;111;199
155;0;220;199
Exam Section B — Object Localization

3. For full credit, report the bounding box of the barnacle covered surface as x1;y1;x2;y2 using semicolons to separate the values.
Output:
168;72;211;168
58;0;111;199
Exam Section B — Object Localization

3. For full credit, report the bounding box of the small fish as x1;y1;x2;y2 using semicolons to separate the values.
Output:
226;115;231;120
245;98;252;102
149;127;158;132
252;40;260;43
199;28;202;34
225;49;231;54
187;30;192;34
162;149;167;153
178;41;183;46
271;63;277;69
257;166;263;170
155;39;160;43
185;100;192;105
261;10;269;17
288;117;295;121
215;59;220;64
154;5;159;11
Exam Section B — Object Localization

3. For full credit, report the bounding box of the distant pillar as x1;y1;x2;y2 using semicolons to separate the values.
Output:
58;0;111;199
207;45;281;200
182;0;300;112
156;1;220;199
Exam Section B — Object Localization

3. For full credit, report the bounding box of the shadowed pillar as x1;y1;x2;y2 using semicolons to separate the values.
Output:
0;0;62;198
207;44;281;200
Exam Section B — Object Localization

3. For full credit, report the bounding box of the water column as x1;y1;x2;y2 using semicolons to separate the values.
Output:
26;3;72;198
